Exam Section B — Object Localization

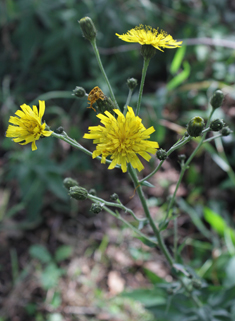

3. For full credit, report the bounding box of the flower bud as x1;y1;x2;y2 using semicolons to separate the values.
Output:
96;95;115;115
63;177;79;190
210;119;225;132
90;203;103;214
54;126;64;134
73;86;86;98
210;90;224;109
69;186;88;200
89;188;97;196
127;78;138;90
140;44;156;60
178;154;186;162
79;17;96;42
110;193;119;201
156;149;167;161
221;126;232;136
187;116;205;137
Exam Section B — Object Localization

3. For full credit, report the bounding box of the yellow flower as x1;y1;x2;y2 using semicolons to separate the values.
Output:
6;100;52;151
116;25;182;52
83;106;159;173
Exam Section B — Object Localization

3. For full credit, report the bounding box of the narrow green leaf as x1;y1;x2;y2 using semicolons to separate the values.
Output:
167;61;190;91
140;181;155;188
170;45;187;75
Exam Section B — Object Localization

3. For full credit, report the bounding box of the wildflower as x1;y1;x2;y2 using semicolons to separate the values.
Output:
83;107;159;173
88;86;105;111
6;100;52;151
116;25;182;52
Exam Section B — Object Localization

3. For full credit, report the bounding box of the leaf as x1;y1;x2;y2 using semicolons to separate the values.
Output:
224;256;235;287
135;236;158;247
140;180;155;188
143;268;166;284
159;220;169;231
40;263;64;290
55;245;73;263
178;199;212;239
29;245;52;263
204;207;235;243
167;61;190;91
172;263;190;277
170;45;187;74
121;288;166;307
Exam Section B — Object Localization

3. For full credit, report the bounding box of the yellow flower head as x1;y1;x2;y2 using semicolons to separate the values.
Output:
88;86;105;111
116;25;182;52
83;107;159;173
6;100;52;151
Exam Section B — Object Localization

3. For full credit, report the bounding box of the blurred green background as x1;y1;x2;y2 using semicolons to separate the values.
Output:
1;0;235;320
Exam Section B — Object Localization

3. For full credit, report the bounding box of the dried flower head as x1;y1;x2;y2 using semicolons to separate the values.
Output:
88;86;105;111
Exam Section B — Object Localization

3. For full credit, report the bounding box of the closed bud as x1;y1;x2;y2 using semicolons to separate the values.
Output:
178;154;186;161
156;149;167;161
221;126;232;136
187;116;205;137
210;119;225;132
127;78;138;90
73;86;86;98
63;177;79;190
79;17;96;42
191;279;202;289
89;188;97;196
96;95;115;114
140;44;156;60
54;126;64;134
69;186;88;200
210;90;224;109
90;203;103;214
110;193;119;201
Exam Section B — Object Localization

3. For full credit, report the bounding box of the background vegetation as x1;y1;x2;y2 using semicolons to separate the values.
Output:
1;0;235;320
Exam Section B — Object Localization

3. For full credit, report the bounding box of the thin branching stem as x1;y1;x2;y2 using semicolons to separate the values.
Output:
90;39;119;110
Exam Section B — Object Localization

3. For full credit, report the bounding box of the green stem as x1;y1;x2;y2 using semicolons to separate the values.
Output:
124;88;133;116
173;217;178;262
101;205;157;246
51;131;120;168
88;194;146;222
136;58;150;116
127;164;174;266
166;110;215;220
203;133;222;143
90;39;119;110
179;278;202;308
140;136;191;184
